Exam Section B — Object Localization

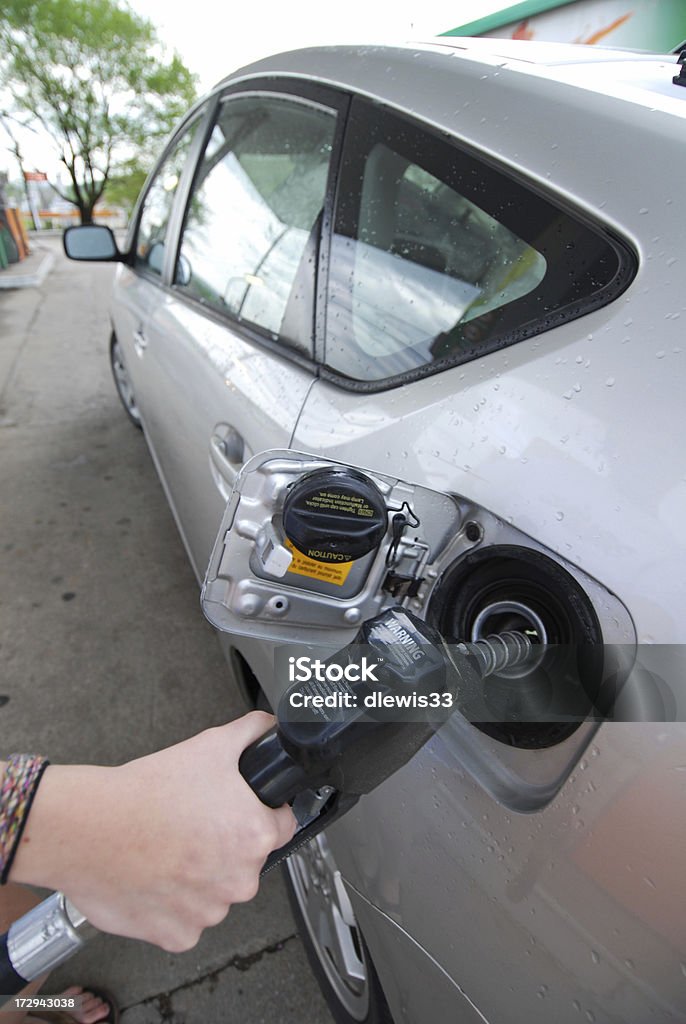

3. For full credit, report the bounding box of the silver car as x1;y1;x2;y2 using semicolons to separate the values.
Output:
65;38;686;1024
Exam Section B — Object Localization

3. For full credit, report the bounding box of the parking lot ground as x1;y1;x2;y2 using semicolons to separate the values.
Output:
0;239;332;1022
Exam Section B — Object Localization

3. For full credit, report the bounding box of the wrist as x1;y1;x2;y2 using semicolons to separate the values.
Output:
9;764;112;891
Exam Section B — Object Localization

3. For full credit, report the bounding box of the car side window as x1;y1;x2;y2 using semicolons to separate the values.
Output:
134;118;200;278
326;99;634;384
174;93;337;355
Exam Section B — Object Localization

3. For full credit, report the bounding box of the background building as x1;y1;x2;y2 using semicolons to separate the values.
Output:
444;0;686;51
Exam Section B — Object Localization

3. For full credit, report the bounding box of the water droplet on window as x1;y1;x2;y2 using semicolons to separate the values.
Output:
605;377;615;387
555;511;564;521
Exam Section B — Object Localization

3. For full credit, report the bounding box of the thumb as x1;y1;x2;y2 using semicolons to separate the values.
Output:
226;710;277;755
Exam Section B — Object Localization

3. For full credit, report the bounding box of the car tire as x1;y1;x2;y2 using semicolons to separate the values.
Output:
284;834;394;1024
109;333;142;428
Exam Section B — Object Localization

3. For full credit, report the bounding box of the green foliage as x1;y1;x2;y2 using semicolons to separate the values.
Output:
0;0;197;222
102;158;148;214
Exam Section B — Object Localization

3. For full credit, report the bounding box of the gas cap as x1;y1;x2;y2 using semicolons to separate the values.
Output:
282;467;387;564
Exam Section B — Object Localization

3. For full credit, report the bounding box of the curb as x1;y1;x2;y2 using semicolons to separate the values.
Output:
0;250;56;290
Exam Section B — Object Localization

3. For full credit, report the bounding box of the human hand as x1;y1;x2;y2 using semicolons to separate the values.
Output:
10;712;296;951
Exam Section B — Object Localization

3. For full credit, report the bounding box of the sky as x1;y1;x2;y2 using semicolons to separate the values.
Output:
0;0;506;180
130;0;506;93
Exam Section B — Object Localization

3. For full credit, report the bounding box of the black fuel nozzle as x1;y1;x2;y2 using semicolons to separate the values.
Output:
239;606;534;871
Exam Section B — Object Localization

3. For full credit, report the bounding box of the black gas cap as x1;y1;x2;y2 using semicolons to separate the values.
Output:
282;467;387;563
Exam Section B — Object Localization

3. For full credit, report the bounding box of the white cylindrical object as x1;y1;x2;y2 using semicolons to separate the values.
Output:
7;893;94;981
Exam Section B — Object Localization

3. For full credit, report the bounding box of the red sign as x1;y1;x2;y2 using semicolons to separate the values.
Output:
24;171;48;182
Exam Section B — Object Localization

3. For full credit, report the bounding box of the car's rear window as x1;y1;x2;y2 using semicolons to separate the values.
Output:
324;99;635;385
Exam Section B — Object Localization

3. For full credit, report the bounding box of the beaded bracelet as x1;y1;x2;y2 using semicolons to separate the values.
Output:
0;753;50;885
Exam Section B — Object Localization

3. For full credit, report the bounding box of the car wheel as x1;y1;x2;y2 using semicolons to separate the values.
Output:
285;833;394;1024
110;334;142;428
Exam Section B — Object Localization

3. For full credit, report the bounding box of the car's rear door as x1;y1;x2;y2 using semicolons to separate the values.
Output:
290;92;644;1020
121;81;348;578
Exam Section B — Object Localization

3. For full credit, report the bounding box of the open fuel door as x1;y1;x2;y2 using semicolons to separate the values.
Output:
201;449;463;647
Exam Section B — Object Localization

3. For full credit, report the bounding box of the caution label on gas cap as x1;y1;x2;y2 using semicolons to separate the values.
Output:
284;538;354;586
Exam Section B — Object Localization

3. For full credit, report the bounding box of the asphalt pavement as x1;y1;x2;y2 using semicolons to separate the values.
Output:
0;237;332;1023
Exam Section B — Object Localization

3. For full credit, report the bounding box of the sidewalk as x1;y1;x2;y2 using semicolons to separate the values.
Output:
0;245;332;1023
0;243;56;289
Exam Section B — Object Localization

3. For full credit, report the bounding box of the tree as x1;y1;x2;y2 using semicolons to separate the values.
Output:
101;157;149;216
0;0;197;223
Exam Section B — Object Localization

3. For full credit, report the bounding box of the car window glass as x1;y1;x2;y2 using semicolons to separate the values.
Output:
326;100;632;383
174;94;336;355
134;119;199;277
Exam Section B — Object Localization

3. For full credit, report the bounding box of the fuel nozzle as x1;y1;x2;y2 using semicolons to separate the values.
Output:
239;606;539;874
240;608;535;808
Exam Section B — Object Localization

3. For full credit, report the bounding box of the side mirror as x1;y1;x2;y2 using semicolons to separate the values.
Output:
175;253;192;287
63;225;123;262
146;240;165;275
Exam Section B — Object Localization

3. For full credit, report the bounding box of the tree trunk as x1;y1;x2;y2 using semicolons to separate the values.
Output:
78;203;95;225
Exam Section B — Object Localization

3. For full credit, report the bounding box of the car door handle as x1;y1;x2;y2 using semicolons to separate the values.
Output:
133;326;147;355
209;425;245;499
